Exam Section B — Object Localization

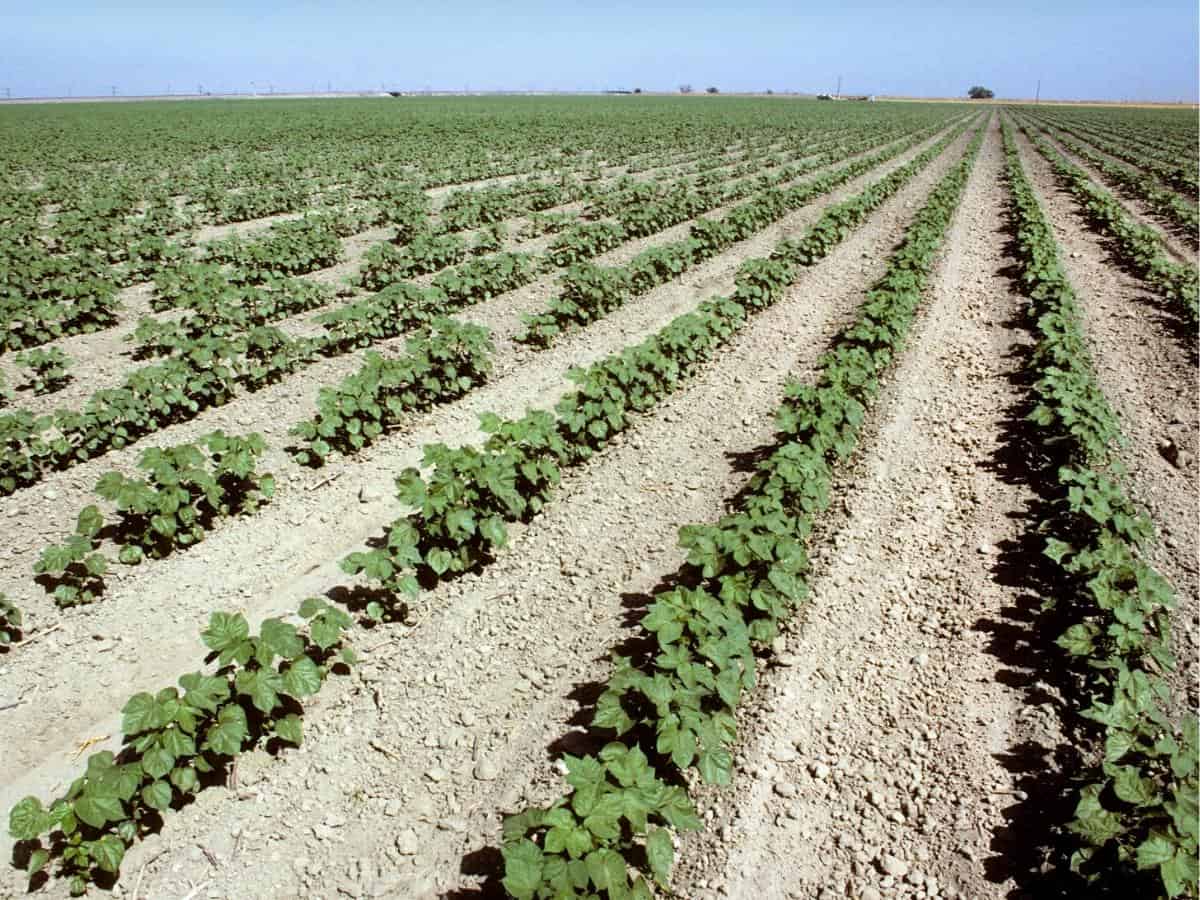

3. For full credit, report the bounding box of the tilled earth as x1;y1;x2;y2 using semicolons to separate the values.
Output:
0;113;1194;900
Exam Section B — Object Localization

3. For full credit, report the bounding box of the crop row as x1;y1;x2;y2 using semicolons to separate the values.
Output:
1020;117;1197;239
1002;121;1196;900
1013;117;1199;325
1;130;785;359
498;122;985;899
7;599;355;896
1024;110;1199;200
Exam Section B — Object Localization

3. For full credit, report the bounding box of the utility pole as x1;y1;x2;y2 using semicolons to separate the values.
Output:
835;75;842;98
1035;79;1041;104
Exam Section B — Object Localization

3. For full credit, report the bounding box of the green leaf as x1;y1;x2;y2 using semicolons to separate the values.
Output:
89;833;126;874
73;794;125;829
1111;765;1158;806
118;544;144;565
260;618;304;660
426;548;453;575
76;504;104;538
204;704;248;756
141;745;175;780
141;780;173;811
169;766;199;794
201;611;249;655
274;713;304;745
1162;850;1199;898
236;667;282;713
8;796;49;841
645;826;674;885
27;847;49;877
282;656;323;698
501;839;545;900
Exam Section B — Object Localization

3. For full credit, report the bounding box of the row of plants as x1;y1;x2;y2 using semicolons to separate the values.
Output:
355;132;856;291
517;119;968;347
339;117;978;618
291;318;494;465
0;243;123;352
131;275;333;358
1023;118;1198;239
283;132;945;472
0;246;543;495
499;122;986;899
202;215;343;282
13;124;740;355
8;598;355;895
1027;112;1199;201
8;128;931;491
2;347;73;397
1002;121;1197;900
540;125;926;273
1014;118;1199;325
33;430;275;607
0;123;959;500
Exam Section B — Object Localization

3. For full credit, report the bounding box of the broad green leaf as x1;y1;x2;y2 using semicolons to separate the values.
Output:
274;713;304;745
202;611;249;655
141;780;173;811
501;839;545;900
89;833;126;874
73;795;125;830
260;618;304;660
8;797;48;841
282;656;323;697
645;827;674;885
205;704;248;756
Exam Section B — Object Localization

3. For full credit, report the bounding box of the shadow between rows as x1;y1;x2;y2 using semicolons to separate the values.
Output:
970;232;1136;898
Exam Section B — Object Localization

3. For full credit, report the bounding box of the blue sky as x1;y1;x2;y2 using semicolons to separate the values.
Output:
2;1;1197;101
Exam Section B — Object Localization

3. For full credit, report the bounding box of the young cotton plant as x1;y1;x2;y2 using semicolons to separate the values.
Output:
33;505;108;608
93;431;275;563
0;592;22;645
8;599;353;896
500;743;701;900
292;319;494;466
16;347;73;395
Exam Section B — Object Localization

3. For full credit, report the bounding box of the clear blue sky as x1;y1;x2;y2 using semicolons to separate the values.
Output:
3;0;1197;102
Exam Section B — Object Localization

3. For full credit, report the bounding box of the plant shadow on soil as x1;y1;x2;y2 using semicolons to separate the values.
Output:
1052;183;1199;364
971;242;1142;898
446;568;701;899
446;433;799;897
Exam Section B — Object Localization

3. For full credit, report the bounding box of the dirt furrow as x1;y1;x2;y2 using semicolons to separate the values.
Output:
0;128;975;897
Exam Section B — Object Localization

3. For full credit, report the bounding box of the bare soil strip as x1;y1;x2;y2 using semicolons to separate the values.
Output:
0;129;976;898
